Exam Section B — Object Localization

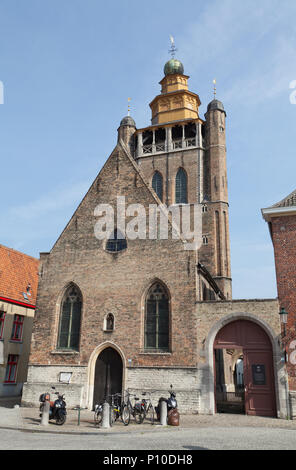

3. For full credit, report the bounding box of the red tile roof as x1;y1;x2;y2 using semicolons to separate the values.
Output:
0;244;39;306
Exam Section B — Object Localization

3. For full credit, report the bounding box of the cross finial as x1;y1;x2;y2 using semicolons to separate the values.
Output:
169;35;177;58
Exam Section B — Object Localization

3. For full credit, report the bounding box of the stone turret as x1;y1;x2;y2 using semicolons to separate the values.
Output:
117;115;136;155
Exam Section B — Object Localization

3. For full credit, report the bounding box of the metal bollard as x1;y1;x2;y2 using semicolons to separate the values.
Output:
40;400;50;426
160;400;167;426
74;406;81;425
101;401;110;429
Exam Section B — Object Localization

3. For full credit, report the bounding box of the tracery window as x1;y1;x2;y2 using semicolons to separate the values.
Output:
145;283;169;351
106;228;127;253
175;168;188;204
57;285;82;351
152;171;163;202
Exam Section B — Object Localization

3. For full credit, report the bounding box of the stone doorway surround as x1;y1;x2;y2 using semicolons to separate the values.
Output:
202;311;289;419
86;342;127;410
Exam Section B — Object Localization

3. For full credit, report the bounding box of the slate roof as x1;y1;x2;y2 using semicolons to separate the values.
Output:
0;244;39;305
271;189;296;208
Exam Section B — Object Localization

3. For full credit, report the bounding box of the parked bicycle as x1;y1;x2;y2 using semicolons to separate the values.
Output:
94;402;103;426
109;393;130;426
123;390;145;424
140;391;155;424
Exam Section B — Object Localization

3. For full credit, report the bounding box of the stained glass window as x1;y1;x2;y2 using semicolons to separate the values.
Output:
57;285;82;351
145;283;169;351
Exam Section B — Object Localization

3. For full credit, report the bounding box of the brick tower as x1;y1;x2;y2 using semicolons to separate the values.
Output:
130;58;232;299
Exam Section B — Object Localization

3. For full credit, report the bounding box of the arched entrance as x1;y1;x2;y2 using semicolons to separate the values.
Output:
214;320;276;417
93;347;123;408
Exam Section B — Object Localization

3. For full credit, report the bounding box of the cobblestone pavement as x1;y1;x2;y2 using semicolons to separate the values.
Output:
0;397;296;435
1;398;296;450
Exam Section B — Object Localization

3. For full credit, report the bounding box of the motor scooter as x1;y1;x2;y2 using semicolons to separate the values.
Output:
155;384;178;420
39;386;67;425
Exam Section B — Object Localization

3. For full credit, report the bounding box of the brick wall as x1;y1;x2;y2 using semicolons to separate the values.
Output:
270;215;296;391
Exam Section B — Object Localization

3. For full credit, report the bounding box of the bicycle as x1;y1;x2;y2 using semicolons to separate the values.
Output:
94;402;103;426
109;393;130;426
140;391;155;424
123;390;145;424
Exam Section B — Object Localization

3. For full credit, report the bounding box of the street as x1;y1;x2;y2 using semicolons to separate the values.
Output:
0;424;295;450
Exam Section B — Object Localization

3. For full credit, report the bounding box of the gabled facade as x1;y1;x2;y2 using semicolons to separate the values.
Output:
262;189;296;417
22;58;288;418
0;245;39;396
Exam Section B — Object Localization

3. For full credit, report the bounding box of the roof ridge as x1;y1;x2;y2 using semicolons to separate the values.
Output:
272;188;296;208
0;244;39;262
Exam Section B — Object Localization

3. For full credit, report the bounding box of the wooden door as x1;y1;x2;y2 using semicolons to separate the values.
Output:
244;350;276;417
214;320;276;417
93;347;123;408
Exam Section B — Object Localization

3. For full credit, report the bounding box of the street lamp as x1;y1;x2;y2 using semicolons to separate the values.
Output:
279;307;288;335
279;307;289;362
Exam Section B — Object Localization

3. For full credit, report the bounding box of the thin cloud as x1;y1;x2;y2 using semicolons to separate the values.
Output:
178;0;296;106
9;180;90;221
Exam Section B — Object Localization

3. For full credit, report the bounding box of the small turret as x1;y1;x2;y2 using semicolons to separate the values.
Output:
117;115;136;156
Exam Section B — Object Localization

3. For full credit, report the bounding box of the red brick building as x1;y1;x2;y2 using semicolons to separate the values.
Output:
0;245;39;397
262;190;296;416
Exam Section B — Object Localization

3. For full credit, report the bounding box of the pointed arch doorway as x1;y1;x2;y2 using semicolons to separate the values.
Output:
214;320;276;417
93;347;123;408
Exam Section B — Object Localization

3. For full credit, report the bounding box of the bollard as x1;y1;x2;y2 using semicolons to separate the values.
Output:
74;406;81;426
40;400;50;426
101;401;110;429
160;399;167;426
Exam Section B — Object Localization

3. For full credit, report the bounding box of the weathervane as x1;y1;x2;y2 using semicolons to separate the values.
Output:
127;97;131;116
213;79;217;99
169;35;177;58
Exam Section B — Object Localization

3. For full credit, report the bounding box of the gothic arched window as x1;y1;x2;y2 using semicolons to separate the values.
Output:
152;171;163;202
175;168;188;204
106;228;127;253
57;285;82;351
145;282;169;351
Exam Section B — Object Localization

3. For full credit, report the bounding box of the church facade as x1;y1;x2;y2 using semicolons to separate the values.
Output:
22;58;289;418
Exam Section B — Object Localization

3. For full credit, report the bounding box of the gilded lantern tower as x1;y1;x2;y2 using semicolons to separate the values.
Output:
123;57;232;299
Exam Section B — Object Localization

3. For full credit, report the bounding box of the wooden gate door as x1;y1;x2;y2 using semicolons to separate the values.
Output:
244;350;276;417
93;347;123;408
214;320;276;417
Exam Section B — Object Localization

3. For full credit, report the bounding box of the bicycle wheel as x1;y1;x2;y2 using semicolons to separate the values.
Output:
94;409;103;426
145;404;154;425
134;407;145;424
121;405;130;426
109;407;117;427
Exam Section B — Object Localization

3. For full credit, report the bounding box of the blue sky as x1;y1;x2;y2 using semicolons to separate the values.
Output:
0;0;296;299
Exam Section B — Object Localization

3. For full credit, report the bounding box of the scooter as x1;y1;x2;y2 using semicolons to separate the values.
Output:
39;386;67;425
155;384;178;420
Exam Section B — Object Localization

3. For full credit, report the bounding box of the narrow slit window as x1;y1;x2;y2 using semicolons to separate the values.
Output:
175;168;188;204
152;171;163;202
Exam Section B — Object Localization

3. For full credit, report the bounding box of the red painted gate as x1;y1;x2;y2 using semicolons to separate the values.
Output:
214;320;276;417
